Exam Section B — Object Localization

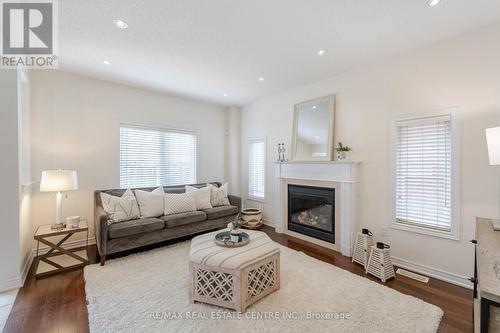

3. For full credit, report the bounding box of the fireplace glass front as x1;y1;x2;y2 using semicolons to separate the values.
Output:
287;184;335;243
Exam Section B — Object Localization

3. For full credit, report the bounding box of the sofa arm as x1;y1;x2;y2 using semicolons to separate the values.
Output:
94;203;109;256
228;195;242;212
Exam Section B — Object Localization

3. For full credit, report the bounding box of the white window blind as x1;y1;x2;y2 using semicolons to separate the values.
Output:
394;115;453;231
248;138;266;200
119;125;196;188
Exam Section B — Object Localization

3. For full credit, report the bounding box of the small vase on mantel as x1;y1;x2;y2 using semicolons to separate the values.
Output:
336;151;349;161
334;142;352;161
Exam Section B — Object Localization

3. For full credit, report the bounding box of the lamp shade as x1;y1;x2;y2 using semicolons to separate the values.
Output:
486;127;500;166
40;170;78;192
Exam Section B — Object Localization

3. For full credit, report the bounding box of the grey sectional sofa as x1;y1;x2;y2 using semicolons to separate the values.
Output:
94;182;241;265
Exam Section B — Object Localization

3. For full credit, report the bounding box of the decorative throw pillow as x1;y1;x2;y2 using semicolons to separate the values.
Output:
185;185;212;210
207;183;230;207
164;192;197;215
135;187;164;218
100;189;140;224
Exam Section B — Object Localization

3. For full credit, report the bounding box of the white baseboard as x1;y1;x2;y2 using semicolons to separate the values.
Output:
391;256;472;289
262;219;275;228
20;250;34;285
0;277;22;293
0;250;35;293
262;219;471;289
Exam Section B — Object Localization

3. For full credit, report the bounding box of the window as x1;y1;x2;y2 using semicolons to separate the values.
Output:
119;125;196;188
248;137;266;201
390;111;459;240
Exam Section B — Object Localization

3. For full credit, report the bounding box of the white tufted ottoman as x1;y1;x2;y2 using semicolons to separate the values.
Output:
189;229;280;312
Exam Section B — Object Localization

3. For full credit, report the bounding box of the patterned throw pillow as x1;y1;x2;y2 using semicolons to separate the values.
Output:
100;189;141;224
164;192;197;215
207;183;230;207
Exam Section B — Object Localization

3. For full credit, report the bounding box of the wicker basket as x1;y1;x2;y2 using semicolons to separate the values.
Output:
241;208;263;227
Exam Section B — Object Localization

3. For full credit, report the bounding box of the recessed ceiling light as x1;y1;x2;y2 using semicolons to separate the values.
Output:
312;105;317;109
224;93;228;97
317;49;326;56
103;60;110;65
429;0;441;6
113;19;128;29
258;77;264;82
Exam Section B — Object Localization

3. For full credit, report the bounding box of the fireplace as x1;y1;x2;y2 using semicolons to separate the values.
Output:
287;184;335;243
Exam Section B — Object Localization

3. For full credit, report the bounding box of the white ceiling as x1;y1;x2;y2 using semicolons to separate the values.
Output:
58;0;500;106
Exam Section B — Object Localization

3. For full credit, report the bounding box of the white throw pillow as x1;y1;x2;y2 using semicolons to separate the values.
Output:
135;187;165;218
185;185;212;210
164;192;197;215
100;189;140;224
207;183;230;207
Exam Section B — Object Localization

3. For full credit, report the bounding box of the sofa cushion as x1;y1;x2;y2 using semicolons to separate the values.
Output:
203;205;238;220
100;189;140;224
108;218;165;239
207;183;230;207
135;186;164;218
161;211;207;228
164;192;197;215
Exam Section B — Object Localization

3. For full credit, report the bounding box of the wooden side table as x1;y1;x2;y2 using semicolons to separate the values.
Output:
34;220;89;279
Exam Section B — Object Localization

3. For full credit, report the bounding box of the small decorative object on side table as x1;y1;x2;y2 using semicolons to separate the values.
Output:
34;219;89;279
335;142;352;161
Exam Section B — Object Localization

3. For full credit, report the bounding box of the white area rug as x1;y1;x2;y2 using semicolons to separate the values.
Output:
84;241;443;333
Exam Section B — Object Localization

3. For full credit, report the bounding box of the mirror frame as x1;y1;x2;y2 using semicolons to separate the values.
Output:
291;95;335;161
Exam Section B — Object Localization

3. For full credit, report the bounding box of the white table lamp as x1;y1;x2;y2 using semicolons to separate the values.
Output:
40;170;78;229
486;127;500;221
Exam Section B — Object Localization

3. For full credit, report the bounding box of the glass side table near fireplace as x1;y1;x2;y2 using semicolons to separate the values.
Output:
287;184;335;244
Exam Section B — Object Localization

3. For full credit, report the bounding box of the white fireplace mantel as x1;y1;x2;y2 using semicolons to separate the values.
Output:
273;161;360;257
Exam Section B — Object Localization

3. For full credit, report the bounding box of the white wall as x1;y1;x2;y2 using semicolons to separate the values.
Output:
225;107;241;195
31;70;227;241
241;23;500;283
0;70;21;291
18;69;32;282
0;69;32;292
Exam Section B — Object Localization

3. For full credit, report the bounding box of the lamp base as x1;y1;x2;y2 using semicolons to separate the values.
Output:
51;222;66;230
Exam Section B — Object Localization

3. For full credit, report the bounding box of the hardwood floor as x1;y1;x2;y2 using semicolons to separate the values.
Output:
4;225;473;333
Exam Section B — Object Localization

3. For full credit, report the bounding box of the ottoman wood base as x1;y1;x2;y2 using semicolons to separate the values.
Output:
189;252;280;312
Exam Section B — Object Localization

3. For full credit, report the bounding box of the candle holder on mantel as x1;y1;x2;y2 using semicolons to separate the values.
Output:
277;143;288;163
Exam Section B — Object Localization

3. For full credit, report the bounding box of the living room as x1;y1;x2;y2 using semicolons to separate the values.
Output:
1;1;500;332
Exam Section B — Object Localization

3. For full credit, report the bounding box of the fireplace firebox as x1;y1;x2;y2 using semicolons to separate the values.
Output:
287;185;335;243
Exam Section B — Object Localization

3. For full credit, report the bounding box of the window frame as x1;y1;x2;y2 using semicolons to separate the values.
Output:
118;122;198;188
389;109;460;240
247;136;267;202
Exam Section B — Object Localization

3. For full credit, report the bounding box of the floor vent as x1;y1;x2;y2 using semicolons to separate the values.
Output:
396;268;429;283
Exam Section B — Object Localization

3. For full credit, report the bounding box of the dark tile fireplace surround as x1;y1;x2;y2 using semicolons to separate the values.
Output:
287;184;335;244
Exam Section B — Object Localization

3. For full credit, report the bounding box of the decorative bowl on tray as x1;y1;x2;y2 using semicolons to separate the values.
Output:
214;231;250;248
